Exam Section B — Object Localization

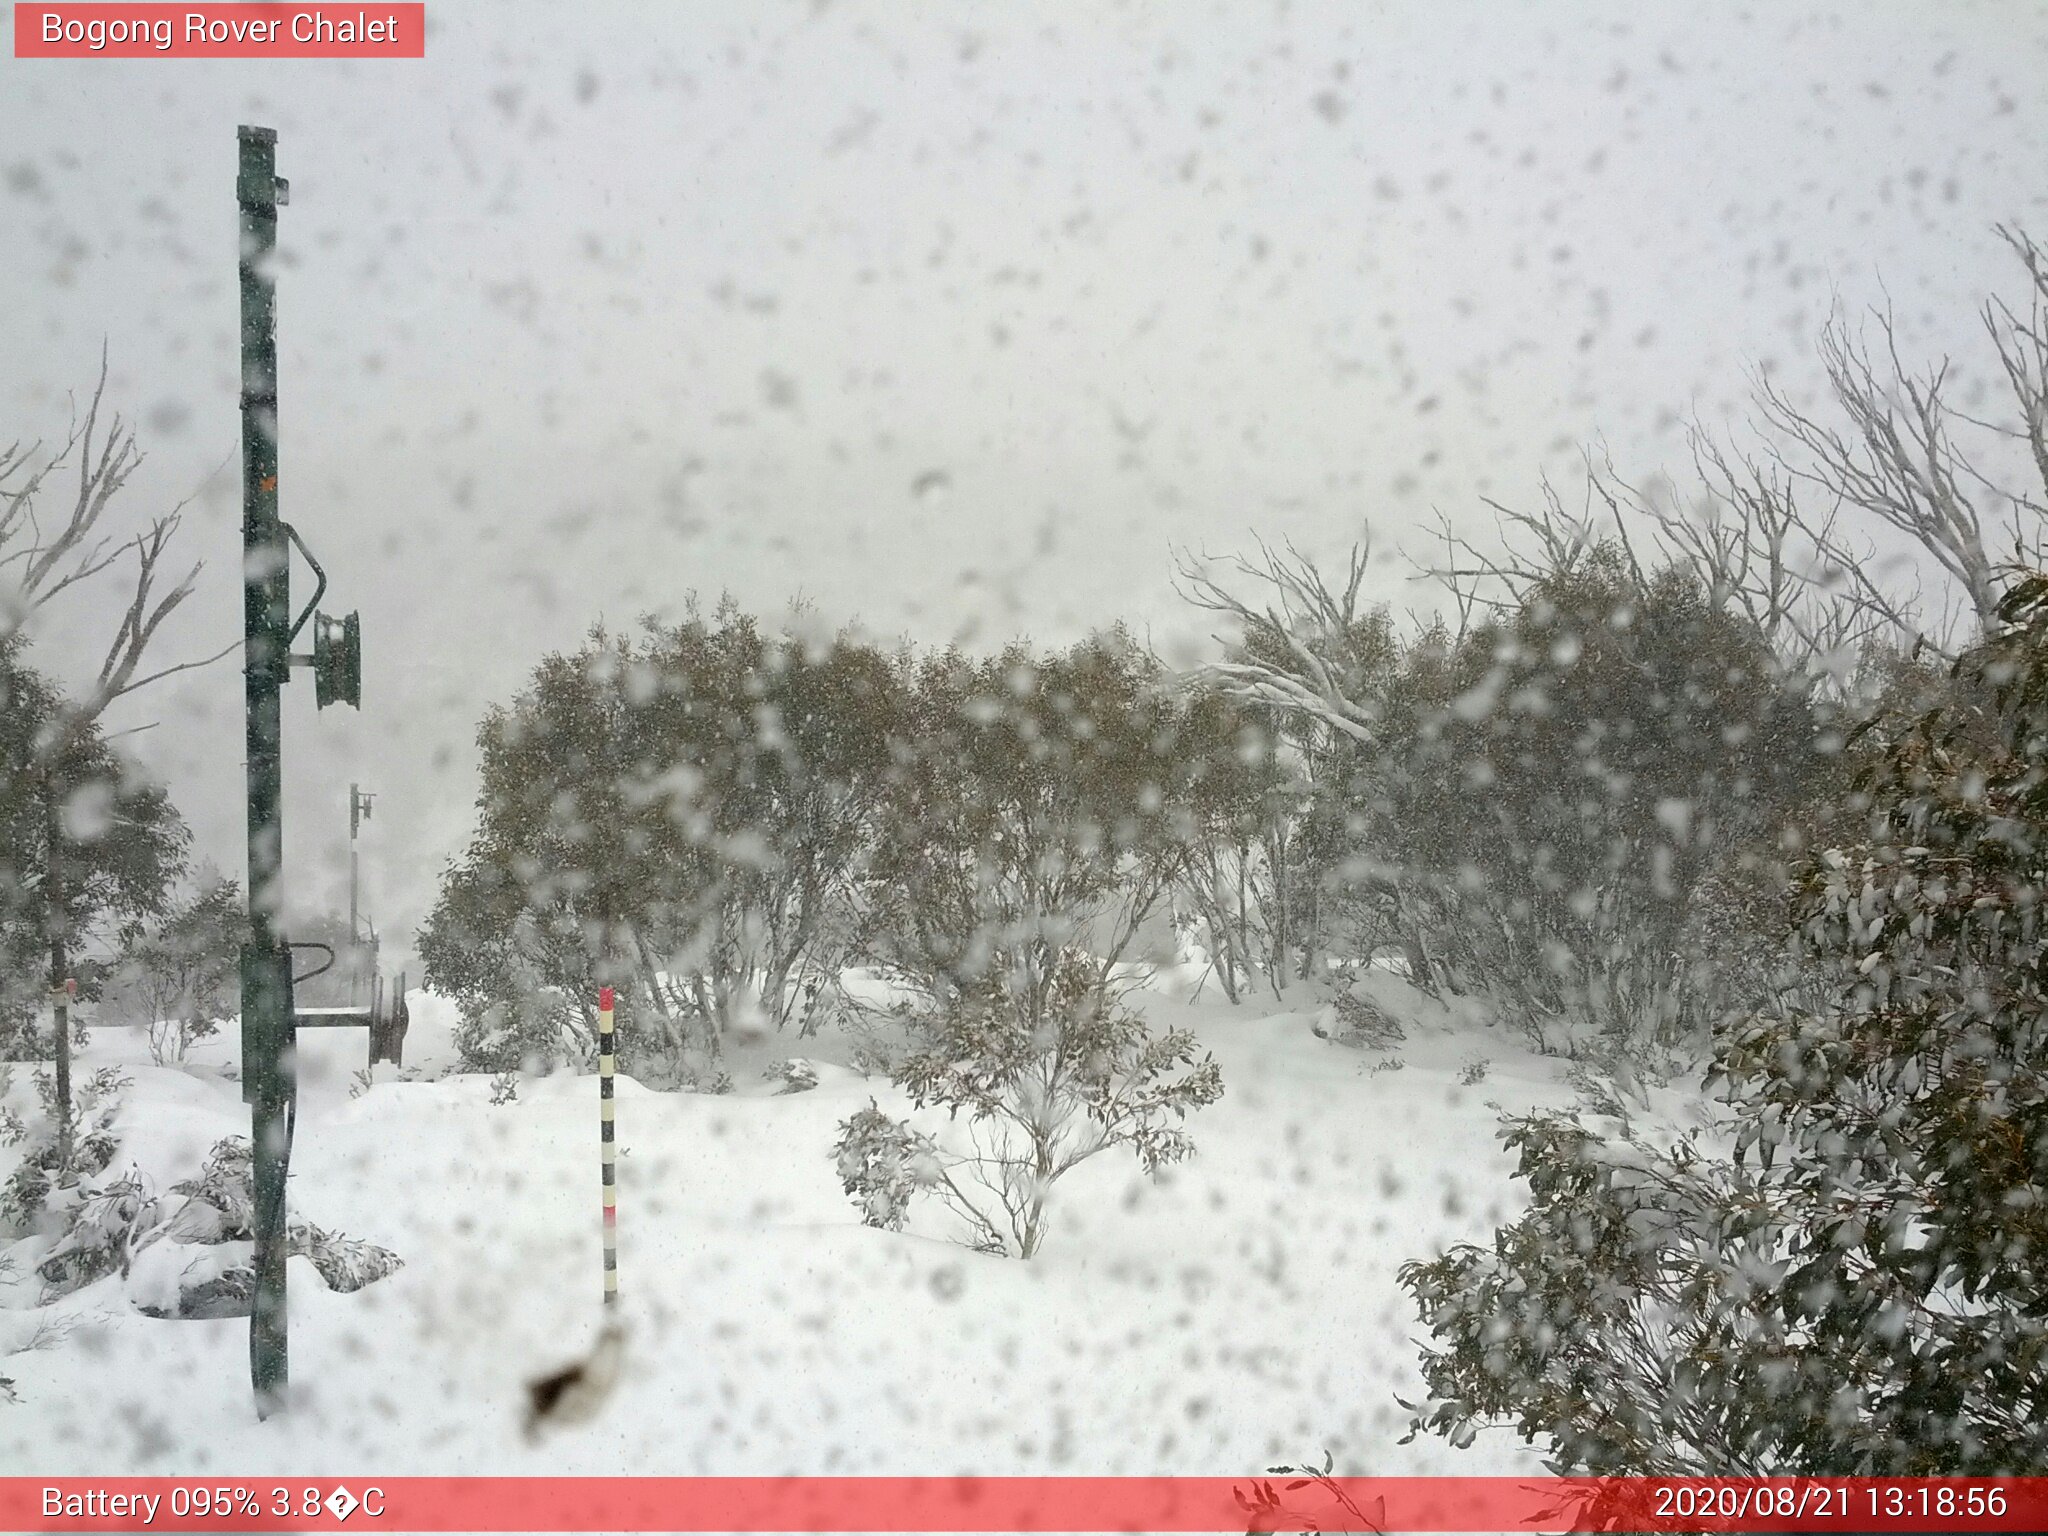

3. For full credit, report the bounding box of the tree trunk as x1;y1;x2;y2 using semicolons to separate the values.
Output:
44;786;73;1171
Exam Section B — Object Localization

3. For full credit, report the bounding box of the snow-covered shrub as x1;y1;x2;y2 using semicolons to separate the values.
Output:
36;1169;159;1298
451;979;590;1076
0;640;186;1067
1184;543;1834;1072
1562;1059;1626;1121
168;1136;255;1236
764;1057;819;1094
859;633;1213;1020
127;1227;400;1318
489;1070;519;1105
0;1162;49;1231
0;1066;124;1232
1165;687;1317;1005
120;877;239;1065
421;611;898;1078
831;1101;946;1234
1380;557;1825;1064
1457;1056;1489;1086
1313;991;1404;1050
161;1137;403;1285
127;1239;253;1320
680;1064;735;1096
1398;573;2048;1480
838;635;1225;1256
836;953;1222;1259
289;1223;403;1292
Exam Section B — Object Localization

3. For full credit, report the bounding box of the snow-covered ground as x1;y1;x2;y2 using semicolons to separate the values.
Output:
0;973;1614;1479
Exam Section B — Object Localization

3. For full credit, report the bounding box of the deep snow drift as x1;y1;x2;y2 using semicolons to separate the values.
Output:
0;972;1620;1478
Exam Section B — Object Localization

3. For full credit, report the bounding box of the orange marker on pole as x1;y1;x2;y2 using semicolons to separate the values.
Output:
598;985;617;1306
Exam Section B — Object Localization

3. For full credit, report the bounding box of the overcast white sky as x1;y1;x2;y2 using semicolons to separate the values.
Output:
3;0;2045;966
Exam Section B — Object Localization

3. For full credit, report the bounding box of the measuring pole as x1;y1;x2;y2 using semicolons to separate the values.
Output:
238;123;293;1418
599;985;618;1307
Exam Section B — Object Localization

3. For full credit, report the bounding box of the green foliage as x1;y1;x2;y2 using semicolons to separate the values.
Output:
1168;684;1308;1001
30;1134;401;1309
422;604;899;1077
36;1168;157;1298
1363;551;1827;1056
831;1100;945;1235
0;637;188;1056
117;875;240;1064
1179;543;1834;1053
863;630;1209;1014
0;1065;127;1237
835;950;1222;1258
1398;573;2048;1478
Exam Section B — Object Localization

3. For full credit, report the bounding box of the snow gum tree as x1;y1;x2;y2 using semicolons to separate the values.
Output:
1184;538;1830;1063
0;636;187;1059
421;605;899;1080
859;629;1214;1012
1372;550;1825;1057
119;874;241;1065
1398;572;2048;1480
839;631;1225;1257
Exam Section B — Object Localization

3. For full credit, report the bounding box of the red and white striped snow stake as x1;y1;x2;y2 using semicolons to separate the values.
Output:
598;985;618;1307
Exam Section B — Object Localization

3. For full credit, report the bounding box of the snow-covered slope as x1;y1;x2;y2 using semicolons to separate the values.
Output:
0;976;1585;1478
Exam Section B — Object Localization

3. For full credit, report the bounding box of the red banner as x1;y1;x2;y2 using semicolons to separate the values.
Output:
13;5;424;58
4;1477;2048;1532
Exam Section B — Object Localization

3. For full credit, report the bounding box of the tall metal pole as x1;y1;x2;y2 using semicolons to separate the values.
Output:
349;783;360;1006
349;784;373;1005
238;123;292;1419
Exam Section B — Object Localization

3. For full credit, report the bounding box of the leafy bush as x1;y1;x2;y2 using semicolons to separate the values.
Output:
119;876;240;1065
164;1136;254;1237
860;632;1210;1005
422;607;899;1079
765;1057;819;1094
37;1169;158;1298
831;1101;958;1237
0;1065;126;1232
0;636;189;1061
1313;990;1404;1050
1397;574;2048;1479
833;952;1222;1258
1183;542;1835;1071
1368;555;1824;1060
459;993;591;1076
290;1223;403;1292
27;1136;402;1311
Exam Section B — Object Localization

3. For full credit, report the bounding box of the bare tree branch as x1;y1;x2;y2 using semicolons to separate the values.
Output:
1753;297;2019;638
1173;536;1384;746
1;355;232;766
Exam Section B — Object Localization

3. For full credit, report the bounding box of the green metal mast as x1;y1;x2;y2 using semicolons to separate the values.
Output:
237;123;292;1419
236;125;362;1419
